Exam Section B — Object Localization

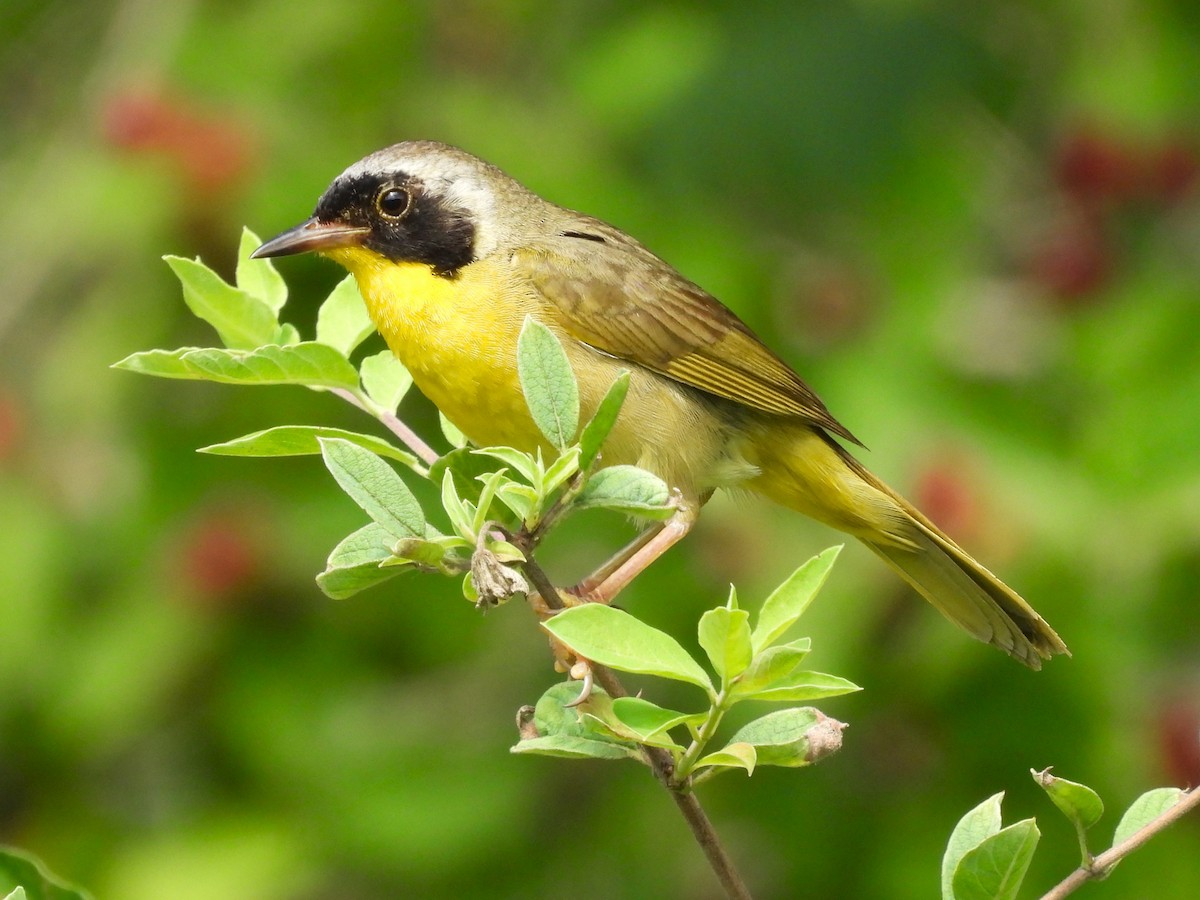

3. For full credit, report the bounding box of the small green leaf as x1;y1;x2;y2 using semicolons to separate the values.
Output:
236;227;287;313
473;447;538;483
951;819;1040;900
441;469;476;539
1032;768;1104;833
731;641;811;697
314;274;373;356
511;682;641;760
360;351;412;412
610;697;701;741
725;707;844;767
698;606;753;685
752;546;842;653
496;483;537;522
579;370;630;468
112;348;205;378
1112;787;1186;849
517;316;579;448
696;742;757;776
440;412;469;450
199;425;420;469
543;604;713;692
574;465;673;517
742;670;861;703
317;524;403;599
942;793;1004;900
0;845;92;900
542;446;582;495
166;255;279;349
389;537;450;567
4;887;27;900
319;438;424;540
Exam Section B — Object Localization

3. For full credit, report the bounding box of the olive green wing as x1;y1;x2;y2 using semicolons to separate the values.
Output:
516;236;861;446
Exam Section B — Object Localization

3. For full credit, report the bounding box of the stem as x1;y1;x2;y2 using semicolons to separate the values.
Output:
1040;786;1200;900
331;387;439;467
591;668;753;900
674;689;731;784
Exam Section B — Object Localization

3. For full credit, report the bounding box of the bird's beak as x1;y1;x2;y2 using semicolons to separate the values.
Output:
251;217;370;259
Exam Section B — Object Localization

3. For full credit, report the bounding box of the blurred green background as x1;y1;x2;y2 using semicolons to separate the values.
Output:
3;1;1200;897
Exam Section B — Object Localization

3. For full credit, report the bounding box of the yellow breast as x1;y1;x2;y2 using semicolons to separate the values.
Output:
327;248;544;450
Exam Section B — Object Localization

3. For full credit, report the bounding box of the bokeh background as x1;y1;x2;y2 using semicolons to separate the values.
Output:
3;1;1200;897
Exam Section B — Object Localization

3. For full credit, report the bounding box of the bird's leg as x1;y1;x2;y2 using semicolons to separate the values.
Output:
572;503;697;604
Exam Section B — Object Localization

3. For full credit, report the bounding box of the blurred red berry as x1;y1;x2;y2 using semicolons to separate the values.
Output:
1054;127;1140;205
913;461;980;545
1028;220;1112;303
179;512;261;603
1158;696;1200;787
102;89;255;197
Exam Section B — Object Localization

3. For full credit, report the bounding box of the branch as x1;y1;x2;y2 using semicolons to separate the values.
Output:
331;387;439;466
1040;786;1200;899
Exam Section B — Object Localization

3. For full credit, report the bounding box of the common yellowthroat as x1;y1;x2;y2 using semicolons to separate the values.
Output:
254;141;1067;668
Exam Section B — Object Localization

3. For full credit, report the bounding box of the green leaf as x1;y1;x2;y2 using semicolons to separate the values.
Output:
1032;768;1104;833
696;742;757;776
165;255;280;349
1112;787;1186;848
440;412;469;450
725;707;844;768
542;446;581;495
473;447;538;483
511;683;641;760
698;606;753;685
579;370;630;468
199;425;421;469
731;640;811;697
752;546;842;653
0;845;92;900
574;465;673;517
316;523;402;599
951;819;1040;900
235;227;287;313
4;888;26;900
440;469;476;538
610;697;701;741
179;343;360;389
316;275;374;356
543;604;713;692
742;670;861;703
942;794;1004;900
115;344;360;390
517;316;579;448
319;438;424;540
360;351;413;412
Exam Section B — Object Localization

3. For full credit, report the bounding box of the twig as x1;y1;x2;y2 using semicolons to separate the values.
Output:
331;387;439;466
1040;786;1200;899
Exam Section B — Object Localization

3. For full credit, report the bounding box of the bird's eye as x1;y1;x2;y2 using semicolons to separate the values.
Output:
376;187;411;219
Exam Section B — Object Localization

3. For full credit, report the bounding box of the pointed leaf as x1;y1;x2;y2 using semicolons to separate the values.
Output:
610;697;702;741
316;275;374;356
112;347;206;379
1112;787;1186;849
439;412;469;449
744;670;861;703
317;523;404;599
574;465;673;517
510;734;641;760
360;351;412;412
752;546;842;653
200;425;420;469
579;370;630;468
543;604;713;692
236;228;287;313
698;606;753;684
517;316;579;448
319;438;424;540
473;447;538;483
512;682;641;760
1032;768;1104;833
440;469;475;538
951;819;1040;900
697;742;757;776
942;793;1004;900
731;641;811;697
4;888;26;900
179;343;360;389
166;255;279;349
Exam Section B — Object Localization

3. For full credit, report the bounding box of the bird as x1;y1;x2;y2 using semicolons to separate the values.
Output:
253;140;1068;669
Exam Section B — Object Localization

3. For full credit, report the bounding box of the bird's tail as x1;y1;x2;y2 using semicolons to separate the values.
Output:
746;426;1068;668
